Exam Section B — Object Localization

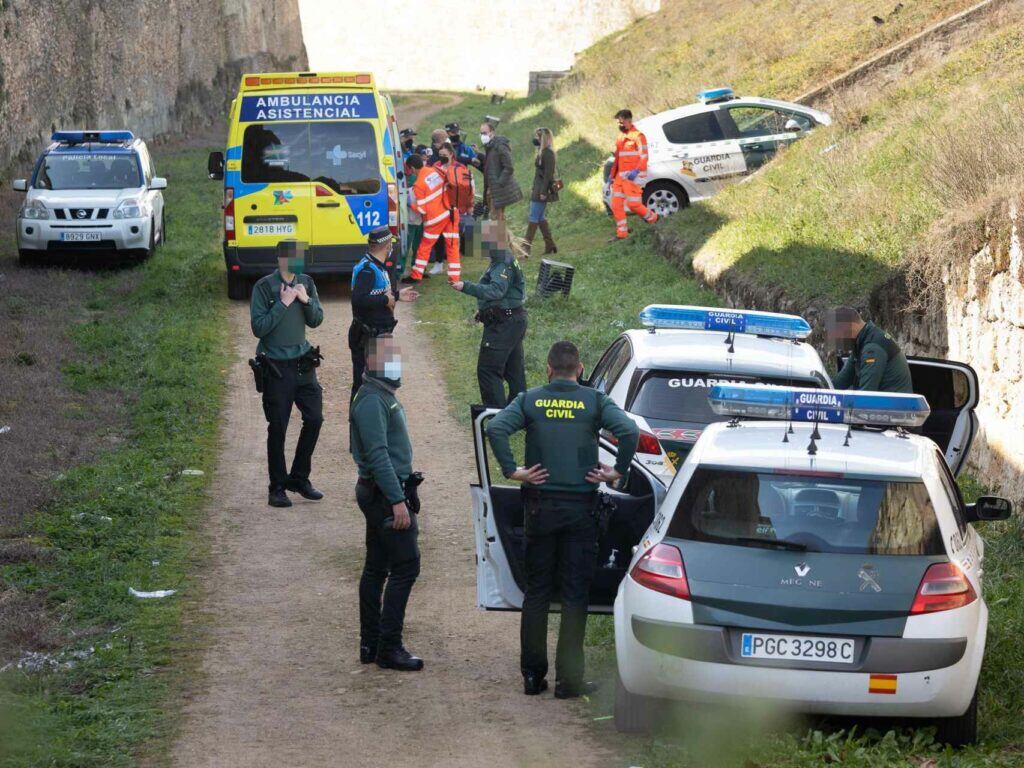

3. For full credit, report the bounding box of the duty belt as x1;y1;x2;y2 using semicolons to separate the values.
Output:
480;305;526;325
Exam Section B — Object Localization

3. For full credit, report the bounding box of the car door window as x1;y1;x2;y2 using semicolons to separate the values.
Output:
726;107;809;137
934;450;968;536
136;147;152;185
662;111;725;144
590;338;627;393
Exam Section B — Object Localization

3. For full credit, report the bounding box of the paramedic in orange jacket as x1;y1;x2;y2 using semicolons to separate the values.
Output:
609;108;658;240
404;143;461;283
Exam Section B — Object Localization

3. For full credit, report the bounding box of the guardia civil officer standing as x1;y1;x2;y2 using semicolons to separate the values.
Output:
350;335;424;671
827;306;913;393
450;221;526;407
349;227;418;400
250;240;325;508
486;341;639;698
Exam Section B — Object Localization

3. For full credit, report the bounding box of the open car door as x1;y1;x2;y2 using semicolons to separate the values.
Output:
471;406;668;614
907;357;979;476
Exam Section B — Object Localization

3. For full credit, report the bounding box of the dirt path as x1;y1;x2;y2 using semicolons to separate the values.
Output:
170;98;612;768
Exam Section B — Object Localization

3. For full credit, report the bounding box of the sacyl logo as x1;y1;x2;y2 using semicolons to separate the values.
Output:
794;562;811;578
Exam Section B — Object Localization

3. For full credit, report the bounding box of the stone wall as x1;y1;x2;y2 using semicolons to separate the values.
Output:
0;0;307;179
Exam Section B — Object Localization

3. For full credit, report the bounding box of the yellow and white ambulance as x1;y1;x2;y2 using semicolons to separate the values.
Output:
208;72;405;299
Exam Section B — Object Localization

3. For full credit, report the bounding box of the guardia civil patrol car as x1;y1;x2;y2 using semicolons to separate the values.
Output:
601;89;830;217
13;131;167;266
209;72;406;299
612;385;1010;746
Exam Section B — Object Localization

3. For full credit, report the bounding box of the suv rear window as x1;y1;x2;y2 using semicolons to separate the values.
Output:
629;372;819;424
667;468;945;555
242;121;380;195
34;153;141;190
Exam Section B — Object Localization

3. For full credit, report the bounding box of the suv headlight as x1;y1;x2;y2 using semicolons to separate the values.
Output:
112;199;147;219
20;200;50;220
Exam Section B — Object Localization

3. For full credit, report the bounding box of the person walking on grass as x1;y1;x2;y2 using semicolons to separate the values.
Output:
525;127;558;256
609;108;658;241
478;119;522;222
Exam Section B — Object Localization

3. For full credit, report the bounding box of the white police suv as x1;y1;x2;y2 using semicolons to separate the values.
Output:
13;131;167;265
613;386;1010;746
602;88;830;216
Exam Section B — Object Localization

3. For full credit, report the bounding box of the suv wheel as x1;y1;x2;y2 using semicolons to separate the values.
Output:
614;669;654;733
227;272;249;300
933;689;978;747
642;180;688;217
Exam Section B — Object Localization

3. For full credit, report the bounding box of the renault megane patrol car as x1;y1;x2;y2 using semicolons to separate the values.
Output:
13;131;167;266
612;386;1010;746
601;88;830;216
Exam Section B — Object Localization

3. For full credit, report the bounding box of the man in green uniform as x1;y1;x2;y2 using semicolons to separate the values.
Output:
486;341;639;698
350;335;424;672
250;240;325;508
828;306;913;393
450;221;527;407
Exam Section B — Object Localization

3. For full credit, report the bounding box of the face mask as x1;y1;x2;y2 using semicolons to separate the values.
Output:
440;155;451;163
618;125;628;133
532;137;541;147
402;139;413;149
480;133;492;145
383;359;402;381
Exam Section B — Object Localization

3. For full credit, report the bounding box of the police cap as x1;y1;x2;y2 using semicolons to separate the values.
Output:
400;128;417;139
445;122;460;134
367;226;393;246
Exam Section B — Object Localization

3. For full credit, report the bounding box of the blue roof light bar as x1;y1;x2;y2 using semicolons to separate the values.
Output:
697;87;735;104
708;385;931;427
51;130;135;144
639;304;811;340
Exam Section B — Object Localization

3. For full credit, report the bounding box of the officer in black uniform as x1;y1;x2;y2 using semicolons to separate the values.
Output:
250;240;325;508
349;227;418;400
827;306;913;393
486;341;640;698
450;221;527;407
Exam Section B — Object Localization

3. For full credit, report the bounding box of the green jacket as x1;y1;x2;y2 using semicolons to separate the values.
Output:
350;377;413;505
461;248;525;311
250;271;324;360
486;379;639;493
833;322;913;393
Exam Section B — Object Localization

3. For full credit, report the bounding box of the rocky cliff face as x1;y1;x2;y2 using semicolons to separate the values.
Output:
0;0;307;177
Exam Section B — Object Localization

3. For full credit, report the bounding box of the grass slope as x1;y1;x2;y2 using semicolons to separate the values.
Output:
0;146;226;767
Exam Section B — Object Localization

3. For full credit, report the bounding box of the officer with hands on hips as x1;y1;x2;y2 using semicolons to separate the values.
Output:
350;334;424;672
450;220;527;407
250;239;325;508
349;226;418;400
486;341;639;699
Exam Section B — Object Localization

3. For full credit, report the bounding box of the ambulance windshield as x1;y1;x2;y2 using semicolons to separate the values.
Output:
242;122;380;195
34;153;142;190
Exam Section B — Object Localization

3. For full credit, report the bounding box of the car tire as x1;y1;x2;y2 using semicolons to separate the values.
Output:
139;220;156;261
227;272;249;301
614;669;654;733
642;180;688;218
159;211;167;245
933;688;978;747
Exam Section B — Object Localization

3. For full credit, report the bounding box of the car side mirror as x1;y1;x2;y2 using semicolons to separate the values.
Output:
12;179;27;192
207;151;225;180
784;118;803;132
150;177;168;190
965;496;1012;523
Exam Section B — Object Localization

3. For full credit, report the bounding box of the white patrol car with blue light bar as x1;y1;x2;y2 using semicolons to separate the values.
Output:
601;88;830;216
611;385;1010;746
12;131;167;266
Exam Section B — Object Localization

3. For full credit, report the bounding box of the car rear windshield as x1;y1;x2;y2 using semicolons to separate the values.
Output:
629;372;820;424
241;121;381;195
33;153;141;190
667;468;945;555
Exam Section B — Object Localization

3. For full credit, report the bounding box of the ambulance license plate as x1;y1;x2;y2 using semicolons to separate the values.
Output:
741;632;855;664
61;231;101;242
247;223;295;236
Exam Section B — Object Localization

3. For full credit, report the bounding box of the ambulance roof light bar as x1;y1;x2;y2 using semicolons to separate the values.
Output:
707;384;931;427
697;87;736;104
639;305;812;340
51;130;135;145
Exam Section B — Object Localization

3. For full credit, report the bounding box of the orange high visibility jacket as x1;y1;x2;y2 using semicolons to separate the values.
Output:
412;165;451;227
610;128;649;177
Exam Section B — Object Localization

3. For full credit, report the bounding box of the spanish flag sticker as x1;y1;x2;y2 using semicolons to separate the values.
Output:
869;674;897;694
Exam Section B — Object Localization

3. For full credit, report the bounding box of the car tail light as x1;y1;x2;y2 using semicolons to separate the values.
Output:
910;562;977;615
223;188;235;241
387;182;399;234
629;543;689;599
637;430;661;455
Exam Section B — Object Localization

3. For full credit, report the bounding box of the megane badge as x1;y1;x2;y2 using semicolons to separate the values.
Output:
859;565;882;593
794;562;811;577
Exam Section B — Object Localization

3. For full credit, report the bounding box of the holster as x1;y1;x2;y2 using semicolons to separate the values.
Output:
403;471;425;515
248;356;265;393
593;491;617;536
298;345;323;373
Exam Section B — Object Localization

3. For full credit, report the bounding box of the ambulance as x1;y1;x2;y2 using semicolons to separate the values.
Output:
208;72;405;299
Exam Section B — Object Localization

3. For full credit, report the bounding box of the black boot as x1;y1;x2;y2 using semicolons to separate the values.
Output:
523;673;548;696
539;220;557;254
268;488;292;508
523;222;538;257
554;680;598;699
359;643;377;664
285;478;324;500
376;646;424;671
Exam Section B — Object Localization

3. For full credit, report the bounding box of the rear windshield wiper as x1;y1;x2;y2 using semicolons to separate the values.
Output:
728;536;807;552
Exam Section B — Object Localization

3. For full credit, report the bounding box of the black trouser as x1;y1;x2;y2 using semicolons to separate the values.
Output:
477;312;527;408
520;491;598;688
348;321;368;402
261;358;323;491
356;480;421;652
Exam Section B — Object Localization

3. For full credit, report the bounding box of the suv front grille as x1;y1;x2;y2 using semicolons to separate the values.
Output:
53;208;109;220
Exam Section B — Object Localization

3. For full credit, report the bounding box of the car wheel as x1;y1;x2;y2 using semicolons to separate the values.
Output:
159;211;167;245
227;272;249;300
642;181;688;218
140;220;156;261
933;688;978;747
614;669;654;733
